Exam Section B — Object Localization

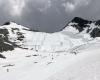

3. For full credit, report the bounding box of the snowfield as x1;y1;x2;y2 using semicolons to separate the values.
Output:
0;42;100;80
47;46;100;80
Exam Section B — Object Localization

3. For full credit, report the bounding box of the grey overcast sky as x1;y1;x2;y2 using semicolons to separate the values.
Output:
0;0;100;32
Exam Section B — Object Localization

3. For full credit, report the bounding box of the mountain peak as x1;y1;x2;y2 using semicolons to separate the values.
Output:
65;17;93;32
71;17;90;24
3;22;11;25
61;17;91;32
2;22;29;31
3;21;17;26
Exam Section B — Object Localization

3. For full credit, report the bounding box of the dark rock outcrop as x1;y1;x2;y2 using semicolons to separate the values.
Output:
0;28;14;52
95;20;100;26
90;28;100;38
0;54;6;59
70;17;92;32
3;22;11;25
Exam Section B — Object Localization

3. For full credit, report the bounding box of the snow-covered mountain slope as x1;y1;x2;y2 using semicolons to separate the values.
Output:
0;21;85;53
1;22;71;52
0;17;100;80
47;43;100;80
1;18;100;53
0;40;100;80
0;17;100;55
63;17;100;38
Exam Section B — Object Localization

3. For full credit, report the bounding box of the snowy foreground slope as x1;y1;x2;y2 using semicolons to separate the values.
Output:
0;42;100;80
47;44;100;80
0;17;100;80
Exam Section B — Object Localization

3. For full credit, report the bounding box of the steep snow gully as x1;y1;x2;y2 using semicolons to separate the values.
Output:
0;17;100;80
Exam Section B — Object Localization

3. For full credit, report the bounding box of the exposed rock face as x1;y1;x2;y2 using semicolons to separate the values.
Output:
3;22;11;25
95;20;100;26
64;17;100;38
90;28;100;38
0;54;6;59
71;17;92;32
0;22;26;53
0;28;14;52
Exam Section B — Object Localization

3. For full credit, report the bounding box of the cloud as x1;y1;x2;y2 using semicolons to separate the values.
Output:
38;0;51;12
26;0;52;12
8;0;26;16
7;0;52;16
0;0;100;32
62;0;91;12
62;2;75;12
0;0;27;17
